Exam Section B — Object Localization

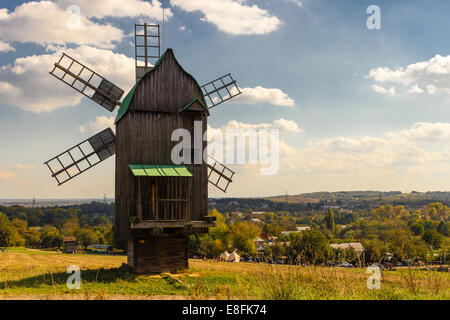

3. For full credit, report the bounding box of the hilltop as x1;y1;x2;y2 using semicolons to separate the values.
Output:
210;191;450;212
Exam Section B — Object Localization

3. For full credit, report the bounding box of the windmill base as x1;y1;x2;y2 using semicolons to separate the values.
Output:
127;234;188;274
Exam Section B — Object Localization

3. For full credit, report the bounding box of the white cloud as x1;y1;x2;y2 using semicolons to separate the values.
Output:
0;40;14;52
79;116;115;134
218;118;301;133
372;84;396;96
279;141;296;155
170;0;281;35
56;0;172;20
274;118;301;133
0;1;123;49
408;84;423;94
0;45;135;112
0;170;14;180
387;122;450;141
232;86;295;107
368;54;450;95
316;136;389;153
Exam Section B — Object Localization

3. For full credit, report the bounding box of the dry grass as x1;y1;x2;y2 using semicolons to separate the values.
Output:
1;249;448;300
190;260;450;300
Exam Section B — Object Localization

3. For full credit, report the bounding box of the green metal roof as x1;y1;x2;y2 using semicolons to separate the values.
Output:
181;98;209;115
129;164;193;177
115;49;207;124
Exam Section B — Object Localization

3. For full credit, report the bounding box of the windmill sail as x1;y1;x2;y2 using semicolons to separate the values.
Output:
135;23;160;82
44;128;116;186
207;155;235;193
201;74;242;109
50;54;124;112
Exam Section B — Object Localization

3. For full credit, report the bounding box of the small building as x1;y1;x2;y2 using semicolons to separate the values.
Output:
220;251;230;261
255;237;266;251
228;250;240;262
251;218;262;223
90;244;113;253
295;226;311;232
252;211;266;216
232;212;244;218
63;236;79;254
330;242;365;256
281;231;303;236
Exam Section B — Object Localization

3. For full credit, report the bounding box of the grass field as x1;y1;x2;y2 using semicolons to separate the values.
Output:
0;248;448;300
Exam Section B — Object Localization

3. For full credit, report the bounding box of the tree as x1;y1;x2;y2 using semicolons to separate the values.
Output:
410;222;425;236
0;212;17;247
230;222;261;255
40;227;63;248
288;230;330;264
325;208;335;232
74;228;98;249
437;221;449;236
422;229;443;249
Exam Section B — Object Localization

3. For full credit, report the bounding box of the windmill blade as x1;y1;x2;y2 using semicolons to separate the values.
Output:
50;54;124;112
44;128;116;186
207;155;235;193
201;74;242;109
135;23;160;82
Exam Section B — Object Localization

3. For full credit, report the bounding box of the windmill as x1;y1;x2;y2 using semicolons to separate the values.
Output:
44;23;241;273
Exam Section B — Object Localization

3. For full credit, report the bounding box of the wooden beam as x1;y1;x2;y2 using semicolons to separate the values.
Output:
130;220;214;229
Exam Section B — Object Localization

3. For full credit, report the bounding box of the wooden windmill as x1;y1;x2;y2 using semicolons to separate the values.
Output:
44;24;241;273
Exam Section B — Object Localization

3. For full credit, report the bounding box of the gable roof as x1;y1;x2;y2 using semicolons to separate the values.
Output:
181;98;210;115
330;242;365;252
115;49;207;124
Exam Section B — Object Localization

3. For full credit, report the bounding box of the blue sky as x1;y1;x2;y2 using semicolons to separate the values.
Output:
1;0;450;199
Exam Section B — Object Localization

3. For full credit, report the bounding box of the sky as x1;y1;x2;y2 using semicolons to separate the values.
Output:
1;0;450;199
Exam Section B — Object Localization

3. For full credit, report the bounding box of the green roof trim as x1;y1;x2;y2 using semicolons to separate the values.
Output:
181;98;210;115
129;164;193;177
115;84;137;124
115;49;207;124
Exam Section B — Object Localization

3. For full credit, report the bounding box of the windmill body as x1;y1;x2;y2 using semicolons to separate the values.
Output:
44;23;240;273
115;49;211;273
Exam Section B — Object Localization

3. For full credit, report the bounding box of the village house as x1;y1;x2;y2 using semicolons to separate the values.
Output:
330;242;365;256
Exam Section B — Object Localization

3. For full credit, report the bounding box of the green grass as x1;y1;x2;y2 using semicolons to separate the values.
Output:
0;248;448;300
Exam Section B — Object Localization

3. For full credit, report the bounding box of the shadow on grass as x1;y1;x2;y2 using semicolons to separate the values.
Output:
1;264;138;289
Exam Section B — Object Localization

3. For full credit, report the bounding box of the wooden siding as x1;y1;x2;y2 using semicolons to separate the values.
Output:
128;234;188;274
115;49;208;240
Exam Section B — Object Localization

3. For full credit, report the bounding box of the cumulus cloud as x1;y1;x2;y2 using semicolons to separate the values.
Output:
0;45;135;112
56;0;171;20
368;54;450;95
79;116;115;134
0;1;123;49
0;40;14;52
372;84;396;96
408;84;424;94
0;170;14;180
170;0;281;35
232;86;295;107
273;118;301;133
387;122;450;141
217;118;301;133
